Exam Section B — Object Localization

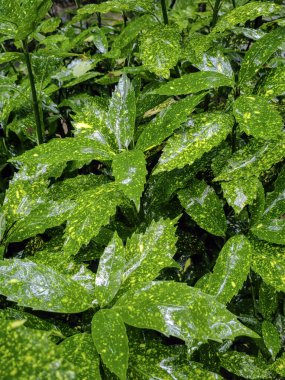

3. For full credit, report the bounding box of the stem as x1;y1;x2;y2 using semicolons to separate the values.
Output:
231;122;237;153
231;0;236;8
161;0;169;25
22;40;44;145
211;0;222;27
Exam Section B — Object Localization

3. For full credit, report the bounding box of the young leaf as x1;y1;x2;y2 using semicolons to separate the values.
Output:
59;333;102;379
233;95;283;140
154;112;233;174
92;309;129;380
136;93;206;152
262;321;281;360
0;259;92;313
202;235;253;304
239;27;285;87
153;71;234;95
114;281;258;345
112;150;147;211
139;25;181;79
107;74;136;150
178;180;227;236
95;233;125;308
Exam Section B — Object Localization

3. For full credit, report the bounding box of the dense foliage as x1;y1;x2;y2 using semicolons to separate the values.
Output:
0;0;285;378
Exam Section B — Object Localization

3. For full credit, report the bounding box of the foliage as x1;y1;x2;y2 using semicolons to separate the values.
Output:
0;0;285;378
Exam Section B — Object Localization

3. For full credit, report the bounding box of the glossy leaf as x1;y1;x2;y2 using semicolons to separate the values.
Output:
107;74;136;150
154;112;233;174
259;282;278;320
251;218;285;245
178;180;227;236
136;93;206;152
220;351;271;379
95;233;125;307
63;183;122;256
201;235;253;304
59;333;101;379
260;66;285;97
153;71;234;95
77;0;153;15
0;259;92;313
112;150;147;211
233;95;283;140
262;321;281;360
239;27;285;86
114;281;258;345
92;309;129;380
139;25;181;78
190;49;234;79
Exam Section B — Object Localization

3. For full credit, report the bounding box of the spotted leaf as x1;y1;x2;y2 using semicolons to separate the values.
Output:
260;66;285;97
259;282;278;320
262;321;281;360
178;180;227;236
0;259;92;313
92;309;129;380
270;354;285;377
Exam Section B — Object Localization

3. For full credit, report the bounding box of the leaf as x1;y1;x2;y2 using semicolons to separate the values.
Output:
178;180;227;236
59;333;101;379
0;207;6;241
63;183;122;256
154;112;233;174
221;177;261;214
260;66;285;97
136;93;206;152
201;235;253;304
259;282;278;320
112;150;147;211
251;218;285;245
139;25;181;78
114;281;258;346
219;351;271;379
77;0;153;15
270;353;285;377
121;218;179;293
0;319;77;379
107;74;136;150
92;309;129;380
0;259;92;313
233;96;283;139
95;233;125;307
262;321;281;360
239;27;285;86
153;72;234;96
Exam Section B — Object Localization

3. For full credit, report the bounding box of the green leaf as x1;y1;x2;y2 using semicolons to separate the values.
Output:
239;27;285;87
121;218;179;292
0;259;92;313
262;321;281;360
251;218;285;245
249;181;266;226
153;72;234;96
0;319;77;379
59;333;101;379
136;93;206;152
114;281;258;345
112;150;147;211
154;112;233;174
0;207;6;241
178;179;227;236
270;353;285;377
77;0;153;15
201;235;253;304
233;96;283;140
139;25;181;78
63;183;122;256
220;351;271;379
221;177;261;214
95;233;125;307
259;282;278;320
107;74;136;150
92;309;129;380
260;66;285;97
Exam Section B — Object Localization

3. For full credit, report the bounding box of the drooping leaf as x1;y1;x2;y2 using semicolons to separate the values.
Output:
201;235;253;304
136;93;206;152
262;321;281;360
259;282;278;320
178;180;227;236
153;71;234;95
233;95;283;140
154;112;233;174
112;150;147;211
219;351;272;379
0;259;92;313
114;281;258;346
92;309;129;380
139;24;181;79
107;74;136;151
95;233;125;307
260;66;285;97
239;27;285;87
59;333;102;379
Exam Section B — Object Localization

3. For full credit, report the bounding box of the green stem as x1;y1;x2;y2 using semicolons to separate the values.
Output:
161;0;169;25
212;0;222;27
22;40;44;145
